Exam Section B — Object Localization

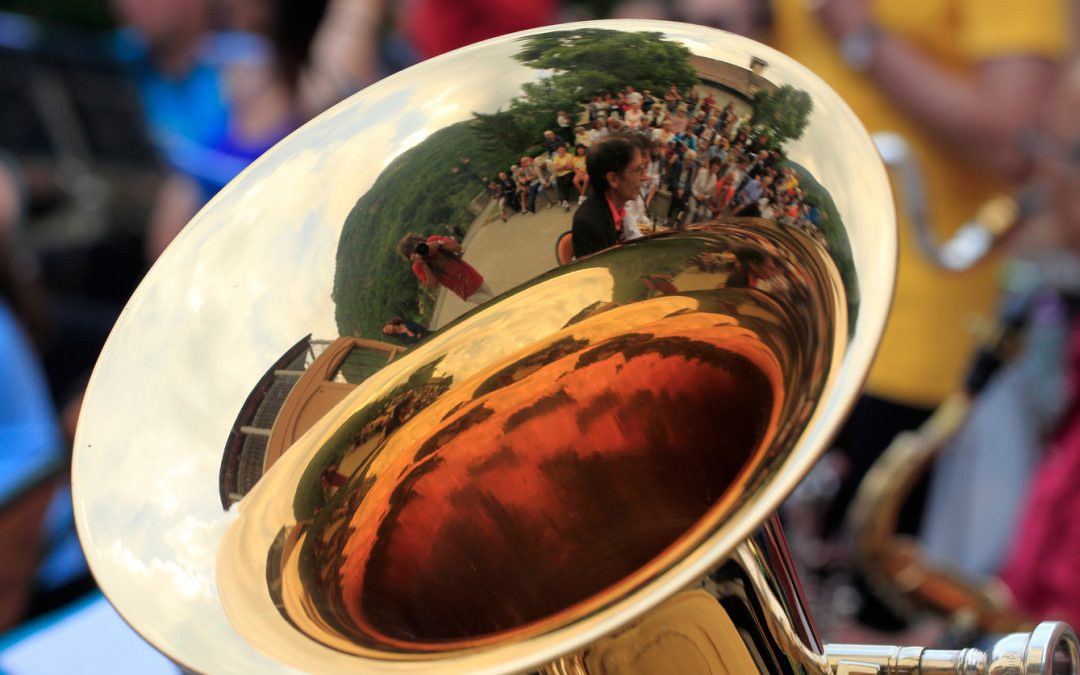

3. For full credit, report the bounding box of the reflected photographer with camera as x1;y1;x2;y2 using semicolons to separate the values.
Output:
398;233;494;304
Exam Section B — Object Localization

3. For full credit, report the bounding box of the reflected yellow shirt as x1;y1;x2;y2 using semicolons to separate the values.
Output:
771;0;1068;407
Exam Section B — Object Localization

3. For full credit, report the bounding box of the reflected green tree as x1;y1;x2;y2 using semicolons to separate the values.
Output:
474;29;698;153
333;122;515;338
750;84;813;146
516;29;697;100
782;160;858;325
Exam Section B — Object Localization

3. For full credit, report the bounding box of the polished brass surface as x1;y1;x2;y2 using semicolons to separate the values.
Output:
545;515;829;675
72;20;901;674
220;220;843;662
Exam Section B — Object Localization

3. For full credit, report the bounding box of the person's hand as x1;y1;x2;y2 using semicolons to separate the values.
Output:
815;0;871;40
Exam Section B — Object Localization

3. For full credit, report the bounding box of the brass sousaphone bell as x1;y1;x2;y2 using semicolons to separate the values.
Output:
72;21;1078;674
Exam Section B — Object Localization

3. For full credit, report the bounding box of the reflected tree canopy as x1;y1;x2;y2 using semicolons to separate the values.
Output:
474;30;698;152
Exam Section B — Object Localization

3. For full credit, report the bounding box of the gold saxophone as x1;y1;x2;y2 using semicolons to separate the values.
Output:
848;392;1032;635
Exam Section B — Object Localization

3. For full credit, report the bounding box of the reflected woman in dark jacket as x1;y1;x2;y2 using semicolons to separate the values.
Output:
382;316;430;345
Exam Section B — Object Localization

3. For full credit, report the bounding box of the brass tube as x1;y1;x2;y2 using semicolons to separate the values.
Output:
826;622;1079;675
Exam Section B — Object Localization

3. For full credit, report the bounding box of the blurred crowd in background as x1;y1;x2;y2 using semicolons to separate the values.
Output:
5;0;1080;663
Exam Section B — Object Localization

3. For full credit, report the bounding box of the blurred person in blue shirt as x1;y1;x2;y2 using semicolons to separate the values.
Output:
111;0;387;260
0;154;68;632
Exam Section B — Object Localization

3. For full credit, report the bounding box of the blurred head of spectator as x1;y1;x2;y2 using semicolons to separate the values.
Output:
112;0;212;74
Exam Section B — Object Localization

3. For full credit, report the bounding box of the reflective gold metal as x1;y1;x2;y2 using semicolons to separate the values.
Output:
69;19;1073;675
214;216;845;670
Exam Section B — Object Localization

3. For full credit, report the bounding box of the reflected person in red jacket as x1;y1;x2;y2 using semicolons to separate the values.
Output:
397;233;493;304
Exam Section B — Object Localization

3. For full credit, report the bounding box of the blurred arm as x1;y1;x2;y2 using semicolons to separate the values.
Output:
818;0;1063;180
868;44;1057;179
298;0;386;119
145;173;201;263
411;258;439;290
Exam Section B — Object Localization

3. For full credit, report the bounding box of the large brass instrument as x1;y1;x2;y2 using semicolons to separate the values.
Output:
71;21;1078;674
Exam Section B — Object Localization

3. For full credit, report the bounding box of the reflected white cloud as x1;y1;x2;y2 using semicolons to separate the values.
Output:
383;127;430;169
73;27;550;675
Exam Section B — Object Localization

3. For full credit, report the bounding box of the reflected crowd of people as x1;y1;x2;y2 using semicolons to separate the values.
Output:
487;83;831;255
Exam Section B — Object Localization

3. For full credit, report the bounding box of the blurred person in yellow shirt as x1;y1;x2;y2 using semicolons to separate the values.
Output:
765;0;1069;630
618;0;1068;394
774;0;1068;407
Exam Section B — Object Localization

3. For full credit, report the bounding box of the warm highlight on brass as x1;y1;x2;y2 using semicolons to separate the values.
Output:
221;221;841;658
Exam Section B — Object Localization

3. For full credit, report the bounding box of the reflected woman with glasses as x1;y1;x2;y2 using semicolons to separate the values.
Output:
572;136;644;258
